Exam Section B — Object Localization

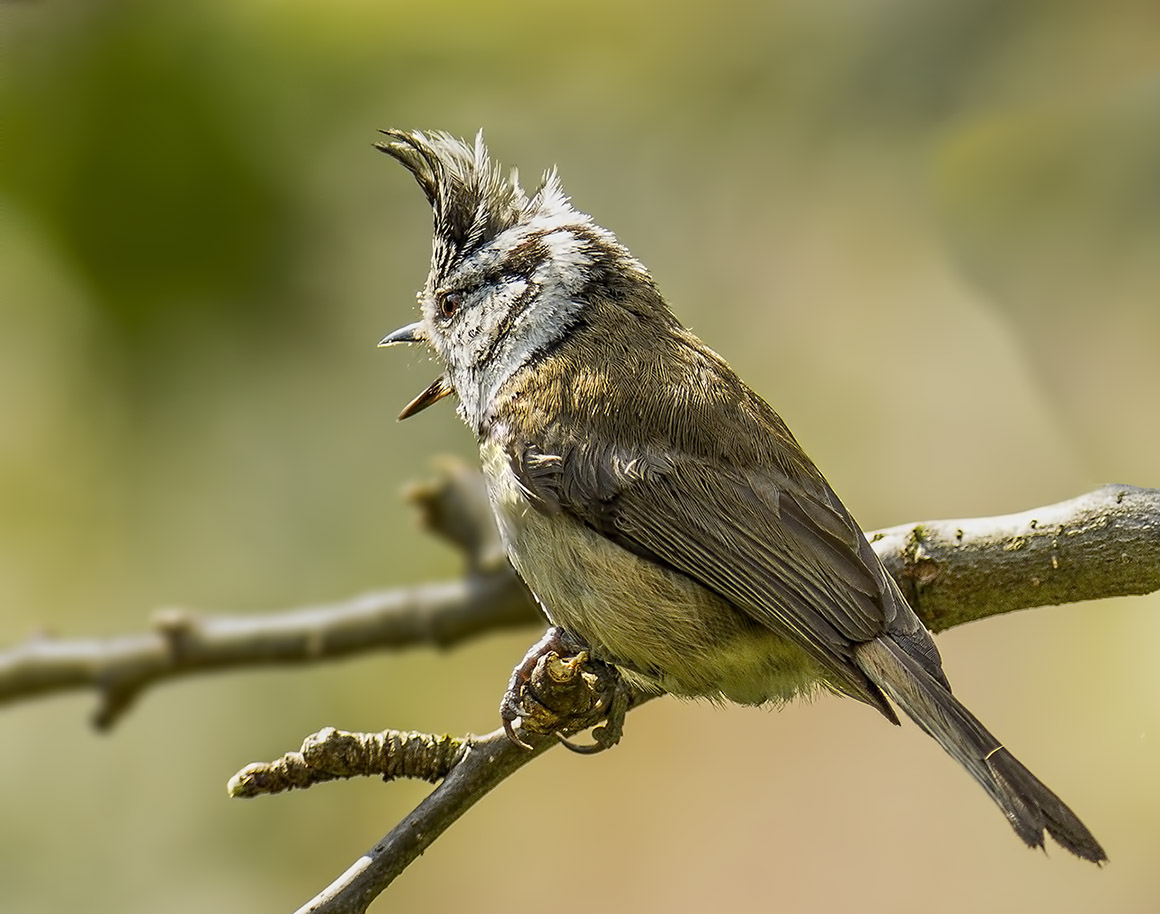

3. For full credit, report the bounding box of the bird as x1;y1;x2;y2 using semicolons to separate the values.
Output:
375;128;1105;863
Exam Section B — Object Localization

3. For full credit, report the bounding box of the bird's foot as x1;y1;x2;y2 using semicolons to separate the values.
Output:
500;627;629;753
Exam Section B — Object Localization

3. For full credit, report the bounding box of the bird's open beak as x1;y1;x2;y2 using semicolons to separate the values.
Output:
397;375;453;420
377;321;452;419
378;322;426;347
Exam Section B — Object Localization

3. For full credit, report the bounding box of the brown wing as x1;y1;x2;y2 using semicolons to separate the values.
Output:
510;437;922;715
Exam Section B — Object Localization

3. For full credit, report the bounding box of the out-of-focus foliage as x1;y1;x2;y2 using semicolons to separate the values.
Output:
1;2;1157;913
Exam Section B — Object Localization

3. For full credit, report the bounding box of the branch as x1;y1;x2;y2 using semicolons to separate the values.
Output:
219;481;1159;913
0;481;1156;729
229;728;468;797
872;483;1160;631
0;573;537;729
0;462;538;729
281;728;555;914
232;650;643;914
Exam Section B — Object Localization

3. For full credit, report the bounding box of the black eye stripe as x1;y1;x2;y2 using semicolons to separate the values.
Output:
478;279;540;365
435;258;539;321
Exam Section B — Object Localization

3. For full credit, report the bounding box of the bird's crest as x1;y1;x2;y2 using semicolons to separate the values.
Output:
376;130;574;277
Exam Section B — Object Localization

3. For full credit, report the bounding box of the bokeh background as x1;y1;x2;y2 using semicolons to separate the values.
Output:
2;1;1158;912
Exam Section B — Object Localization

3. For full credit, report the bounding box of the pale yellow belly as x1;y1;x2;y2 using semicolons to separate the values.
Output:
481;439;824;705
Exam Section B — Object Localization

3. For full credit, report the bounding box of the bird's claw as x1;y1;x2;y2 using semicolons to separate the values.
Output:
499;626;628;751
500;681;539;751
502;712;535;751
499;626;572;750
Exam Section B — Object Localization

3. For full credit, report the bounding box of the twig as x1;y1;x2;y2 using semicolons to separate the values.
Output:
228;728;467;797
290;728;555;914
233;649;637;797
272;651;642;914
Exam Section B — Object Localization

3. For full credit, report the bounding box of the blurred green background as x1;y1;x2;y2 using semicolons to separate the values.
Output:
2;1;1158;911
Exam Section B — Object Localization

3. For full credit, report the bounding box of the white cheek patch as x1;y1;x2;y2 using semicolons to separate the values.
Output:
448;276;534;431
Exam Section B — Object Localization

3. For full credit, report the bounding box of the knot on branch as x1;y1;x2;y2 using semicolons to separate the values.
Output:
895;524;943;603
153;607;200;658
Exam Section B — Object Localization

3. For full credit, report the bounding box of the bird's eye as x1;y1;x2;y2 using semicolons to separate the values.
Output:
438;291;463;320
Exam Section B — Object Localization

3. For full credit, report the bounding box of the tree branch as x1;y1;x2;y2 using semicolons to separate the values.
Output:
228;727;469;797
0;573;537;729
234;650;645;914
0;462;538;729
872;483;1160;631
284;728;556;914
1;480;1156;731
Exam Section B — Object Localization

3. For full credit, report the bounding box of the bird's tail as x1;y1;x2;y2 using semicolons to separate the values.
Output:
854;636;1106;863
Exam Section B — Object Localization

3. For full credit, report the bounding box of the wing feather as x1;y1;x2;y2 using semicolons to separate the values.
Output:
510;439;899;707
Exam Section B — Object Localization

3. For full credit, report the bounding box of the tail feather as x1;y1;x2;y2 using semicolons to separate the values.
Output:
854;637;1106;864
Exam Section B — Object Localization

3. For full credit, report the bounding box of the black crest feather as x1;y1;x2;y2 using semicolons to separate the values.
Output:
376;129;531;276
